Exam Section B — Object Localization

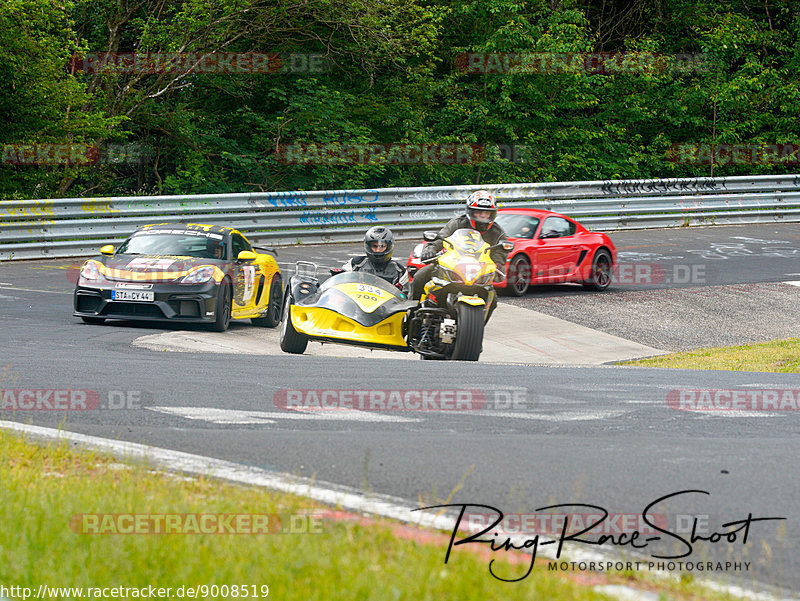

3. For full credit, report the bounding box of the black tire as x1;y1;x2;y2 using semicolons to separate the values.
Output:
504;254;530;297
449;303;484;361
251;273;283;328
279;293;308;354
583;249;613;291
209;280;232;332
81;316;105;325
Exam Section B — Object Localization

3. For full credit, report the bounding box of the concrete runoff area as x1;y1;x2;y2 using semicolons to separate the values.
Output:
132;302;664;364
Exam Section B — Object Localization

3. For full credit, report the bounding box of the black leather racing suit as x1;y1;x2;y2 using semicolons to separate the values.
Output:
343;256;409;288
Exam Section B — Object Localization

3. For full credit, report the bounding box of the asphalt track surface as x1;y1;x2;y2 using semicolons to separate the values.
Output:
1;222;800;597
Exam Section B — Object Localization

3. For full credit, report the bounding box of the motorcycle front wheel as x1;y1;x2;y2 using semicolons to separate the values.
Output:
449;303;484;361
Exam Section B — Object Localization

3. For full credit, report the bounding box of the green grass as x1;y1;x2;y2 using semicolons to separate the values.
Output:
0;431;604;600
0;430;751;600
623;338;800;372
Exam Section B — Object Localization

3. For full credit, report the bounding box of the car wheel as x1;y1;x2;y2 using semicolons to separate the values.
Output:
251;273;283;328
504;254;530;297
81;316;106;325
279;293;308;354
209;281;232;332
583;250;612;291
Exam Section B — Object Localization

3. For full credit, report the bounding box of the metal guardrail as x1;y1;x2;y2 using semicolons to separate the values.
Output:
1;174;799;260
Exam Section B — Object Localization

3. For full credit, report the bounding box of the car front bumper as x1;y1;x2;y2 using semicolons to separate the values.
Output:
73;281;221;323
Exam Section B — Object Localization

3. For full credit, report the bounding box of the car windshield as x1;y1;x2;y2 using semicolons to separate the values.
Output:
494;213;540;239
116;232;228;260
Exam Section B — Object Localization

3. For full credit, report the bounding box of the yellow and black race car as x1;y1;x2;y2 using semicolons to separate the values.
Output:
73;223;282;331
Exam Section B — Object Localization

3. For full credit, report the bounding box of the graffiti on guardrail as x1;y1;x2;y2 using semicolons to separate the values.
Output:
249;192;309;209
0;201;55;219
600;178;727;196
299;205;379;225
299;211;353;226
81;200;120;215
323;191;379;206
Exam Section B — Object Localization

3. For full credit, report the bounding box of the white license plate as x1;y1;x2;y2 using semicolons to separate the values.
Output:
112;290;155;302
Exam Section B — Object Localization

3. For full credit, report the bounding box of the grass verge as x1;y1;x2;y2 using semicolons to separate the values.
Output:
621;338;800;372
0;429;748;600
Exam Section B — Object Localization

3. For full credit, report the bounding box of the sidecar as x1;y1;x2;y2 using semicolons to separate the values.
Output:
279;262;418;355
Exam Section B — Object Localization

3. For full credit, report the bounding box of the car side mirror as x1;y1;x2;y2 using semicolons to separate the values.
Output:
237;250;257;261
422;231;438;242
100;245;115;255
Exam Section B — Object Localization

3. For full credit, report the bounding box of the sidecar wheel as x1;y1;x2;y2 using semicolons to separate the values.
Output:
279;294;308;354
449;303;484;361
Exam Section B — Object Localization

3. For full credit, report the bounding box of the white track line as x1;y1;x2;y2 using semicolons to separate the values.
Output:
146;406;420;423
0;285;71;295
477;409;629;421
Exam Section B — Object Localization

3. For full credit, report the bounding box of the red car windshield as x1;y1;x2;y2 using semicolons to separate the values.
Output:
494;214;540;239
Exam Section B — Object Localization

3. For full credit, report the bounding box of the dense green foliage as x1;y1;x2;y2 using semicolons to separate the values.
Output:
1;0;798;199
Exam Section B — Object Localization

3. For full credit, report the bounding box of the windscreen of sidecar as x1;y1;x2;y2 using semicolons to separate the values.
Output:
319;271;403;296
444;229;488;256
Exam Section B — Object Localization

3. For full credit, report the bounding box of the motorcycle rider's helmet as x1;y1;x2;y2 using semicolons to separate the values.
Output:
465;190;498;232
364;226;394;265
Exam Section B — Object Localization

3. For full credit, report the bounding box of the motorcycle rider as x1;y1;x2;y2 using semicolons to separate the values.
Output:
411;190;509;319
342;225;409;289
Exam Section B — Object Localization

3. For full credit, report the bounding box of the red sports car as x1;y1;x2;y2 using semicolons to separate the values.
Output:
406;208;617;296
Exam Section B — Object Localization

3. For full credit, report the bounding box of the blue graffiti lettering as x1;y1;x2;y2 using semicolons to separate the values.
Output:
322;190;379;206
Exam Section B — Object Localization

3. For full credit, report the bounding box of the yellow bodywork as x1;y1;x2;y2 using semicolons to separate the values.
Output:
291;305;408;350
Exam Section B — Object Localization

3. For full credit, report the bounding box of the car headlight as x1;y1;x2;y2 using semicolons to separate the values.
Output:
180;266;215;284
79;261;102;282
